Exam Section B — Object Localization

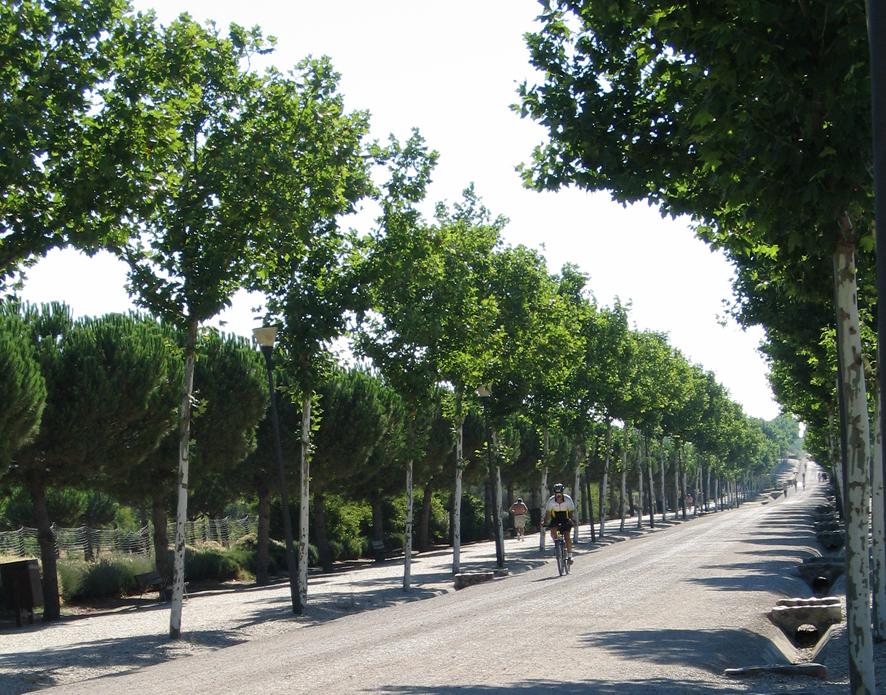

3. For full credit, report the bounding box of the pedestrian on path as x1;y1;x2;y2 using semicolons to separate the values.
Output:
509;498;529;540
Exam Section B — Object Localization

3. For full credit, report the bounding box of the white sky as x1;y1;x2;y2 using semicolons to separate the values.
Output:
16;0;781;420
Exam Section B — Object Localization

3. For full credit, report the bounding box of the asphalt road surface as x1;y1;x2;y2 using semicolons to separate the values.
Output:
41;477;831;694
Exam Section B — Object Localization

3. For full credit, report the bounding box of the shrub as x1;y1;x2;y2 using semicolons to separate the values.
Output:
58;555;154;601
322;496;370;561
460;493;486;543
184;546;240;583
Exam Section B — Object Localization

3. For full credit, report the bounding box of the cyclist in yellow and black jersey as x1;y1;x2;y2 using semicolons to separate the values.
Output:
543;483;575;564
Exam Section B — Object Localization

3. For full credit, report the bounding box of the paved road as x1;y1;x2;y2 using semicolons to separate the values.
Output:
39;473;835;694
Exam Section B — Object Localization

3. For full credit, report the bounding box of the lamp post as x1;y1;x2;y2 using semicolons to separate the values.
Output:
476;384;504;568
253;326;301;614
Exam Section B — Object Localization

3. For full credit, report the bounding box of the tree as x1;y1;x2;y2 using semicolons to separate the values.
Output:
519;5;875;686
356;131;445;587
258;57;374;606
99;14;344;637
6;306;179;619
0;0;132;279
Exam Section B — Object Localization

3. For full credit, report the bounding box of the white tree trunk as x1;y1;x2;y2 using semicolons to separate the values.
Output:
635;432;643;530
169;319;197;639
705;464;712;513
600;422;611;538
872;378;885;637
403;458;414;590
298;394;311;606
833;239;875;693
619;449;627;532
659;441;667;523
539;428;550;551
573;451;581;543
646;437;655;527
452;407;464;575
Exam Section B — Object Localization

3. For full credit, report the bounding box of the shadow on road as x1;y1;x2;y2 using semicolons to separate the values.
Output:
372;676;764;694
580;627;787;672
0;629;245;695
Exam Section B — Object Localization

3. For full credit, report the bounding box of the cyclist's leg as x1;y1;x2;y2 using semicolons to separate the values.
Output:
563;521;574;558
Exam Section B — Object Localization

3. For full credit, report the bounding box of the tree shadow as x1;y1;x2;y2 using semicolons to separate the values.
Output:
371;676;767;694
0;629;244;694
580;628;788;673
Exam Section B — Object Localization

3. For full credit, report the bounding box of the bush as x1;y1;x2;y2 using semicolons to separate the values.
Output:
184;545;241;583
231;533;318;574
322;496;370;561
58;555;154;602
460;493;486;543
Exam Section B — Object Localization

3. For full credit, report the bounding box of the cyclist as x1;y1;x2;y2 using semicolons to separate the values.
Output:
544;483;575;564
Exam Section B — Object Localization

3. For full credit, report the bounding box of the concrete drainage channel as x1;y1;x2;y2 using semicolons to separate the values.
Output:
728;488;846;682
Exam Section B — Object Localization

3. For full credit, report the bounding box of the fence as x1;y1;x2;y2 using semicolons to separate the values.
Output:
0;515;258;560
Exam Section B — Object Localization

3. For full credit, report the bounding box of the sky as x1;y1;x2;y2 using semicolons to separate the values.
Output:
16;0;781;421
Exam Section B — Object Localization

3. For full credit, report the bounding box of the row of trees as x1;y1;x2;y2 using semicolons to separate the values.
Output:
1;1;789;636
517;1;878;691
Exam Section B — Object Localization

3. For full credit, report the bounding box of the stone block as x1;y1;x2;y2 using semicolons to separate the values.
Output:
453;572;494;590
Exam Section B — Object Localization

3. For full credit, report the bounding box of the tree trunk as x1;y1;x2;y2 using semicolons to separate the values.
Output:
833;236;875;691
170;317;198;639
452;389;464;575
876;359;886;637
298;393;311;607
705;463;712;513
573;445;581;543
314;491;332;572
619;429;628;531
255;483;270;585
599;422;611;538
659;441;667;523
645;437;655;527
679;447;687;521
491;426;505;569
673;448;680;520
29;479;59;621
584;467;596;543
419;485;432;551
636;432;643;530
538;427;550;551
372;496;384;545
403;458;414;590
151;496;171;585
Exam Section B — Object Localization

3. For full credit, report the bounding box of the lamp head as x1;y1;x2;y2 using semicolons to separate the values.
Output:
253;325;278;348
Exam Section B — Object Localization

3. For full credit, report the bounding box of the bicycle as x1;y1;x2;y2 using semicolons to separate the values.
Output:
550;525;571;576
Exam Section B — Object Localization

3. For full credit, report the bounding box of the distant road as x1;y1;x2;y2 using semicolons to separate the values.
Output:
47;479;830;694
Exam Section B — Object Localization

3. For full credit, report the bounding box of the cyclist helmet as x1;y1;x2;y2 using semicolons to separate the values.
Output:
552;483;564;494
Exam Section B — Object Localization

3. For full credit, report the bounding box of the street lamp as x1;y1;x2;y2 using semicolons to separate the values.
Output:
476;384;504;569
253;326;301;614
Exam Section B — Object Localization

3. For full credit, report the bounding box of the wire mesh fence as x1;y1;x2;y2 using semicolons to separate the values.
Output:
0;515;257;560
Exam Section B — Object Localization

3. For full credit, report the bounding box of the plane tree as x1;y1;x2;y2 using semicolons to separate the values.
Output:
481;245;580;555
519;4;875;680
0;0;133;280
425;187;503;574
95;14;358;636
358;132;479;583
254;56;374;605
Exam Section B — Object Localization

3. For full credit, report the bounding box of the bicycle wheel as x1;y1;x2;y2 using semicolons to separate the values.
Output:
555;539;564;576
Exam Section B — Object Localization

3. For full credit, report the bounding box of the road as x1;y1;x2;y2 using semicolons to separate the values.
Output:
42;475;833;694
